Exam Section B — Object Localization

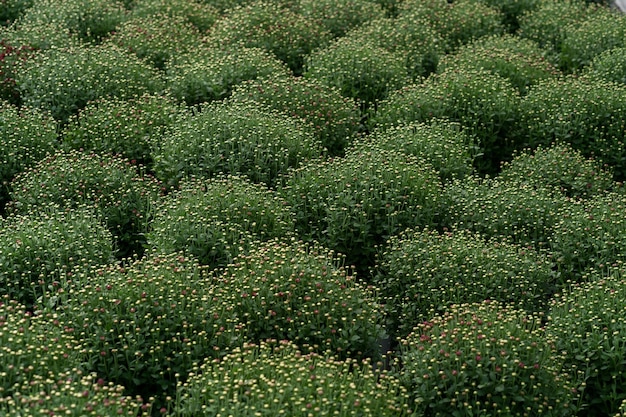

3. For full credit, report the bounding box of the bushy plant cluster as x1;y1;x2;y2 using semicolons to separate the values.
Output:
518;76;626;180
437;34;559;95
210;239;385;360
294;0;385;38
172;339;410;416
351;119;477;182
165;46;290;106
397;300;577;417
499;143;616;199
152;101;323;187
108;15;201;71
584;47;626;85
0;19;79;53
147;176;294;268
61;93;185;167
230;75;360;156
0;39;34;104
280;149;441;271
375;228;556;338
304;37;409;111
468;0;541;31
0;205;114;307
130;0;220;32
547;269;626;416
204;1;332;74
0;0;33;26
16;43;164;123
8;150;162;258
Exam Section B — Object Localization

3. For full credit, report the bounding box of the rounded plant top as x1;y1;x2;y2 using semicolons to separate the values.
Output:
152;101;323;187
211;239;385;360
398;300;577;417
295;0;386;38
131;0;220;32
584;46;626;85
173;339;411;417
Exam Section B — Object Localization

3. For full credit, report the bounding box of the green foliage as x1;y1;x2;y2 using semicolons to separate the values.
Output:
0;101;57;208
8;150;162;259
0;20;79;52
397;301;578;417
0;39;35;104
61;93;185;167
372;68;521;175
397;0;505;52
280;149;441;272
0;205;115;307
0;0;33;26
131;0;220;32
547;269;626;416
204;1;332;74
518;76;626;180
17;43;164;123
375;228;556;339
173;340;410;416
152;101;323;188
295;0;385;38
584;47;626;85
345;14;444;79
441;176;566;248
58;252;243;408
437;34;559;95
467;0;541;31
230;75;360;156
498;143;616;199
108;14;202;70
211;239;385;360
165;46;290;106
351;120;477;182
559;6;626;72
304;37;409;111
147;176;294;268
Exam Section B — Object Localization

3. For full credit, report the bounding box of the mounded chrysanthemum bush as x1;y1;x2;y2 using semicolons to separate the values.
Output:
0;205;114;307
172;340;411;417
584;47;626;85
8;150;162;258
467;0;541;32
130;0;220;32
210;239;385;360
147;176;294;269
396;300;578;417
547;269;626;416
152;101;323;188
17;43;164;123
0;0;33;26
165;46;291;106
375;228;557;339
229;75;360;156
279;149;441;273
294;0;386;38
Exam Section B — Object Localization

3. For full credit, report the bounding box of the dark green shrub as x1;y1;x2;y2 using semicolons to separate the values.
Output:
584;47;626;85
204;1;332;74
397;301;578;417
518;76;626;180
8;150;162;259
0;205;115;307
441;176;566;248
616;400;626;417
397;0;505;52
230;75;360;156
211;239;385;360
61;93;185;167
147;176;294;268
371;68;521;174
0;101;57;210
467;0;540;31
58;252;244;408
108;14;202;70
0;39;35;104
152;101;323;188
0;0;33;25
498;143;616;199
303;37;409;111
165;46;290;106
375;228;557;338
17;43;164;123
131;0;220;32
547;269;626;416
295;0;386;38
0;20;79;52
344;14;444;79
173;340;410;416
559;6;626;72
350;120;477;182
279;149;441;272
437;34;559;95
